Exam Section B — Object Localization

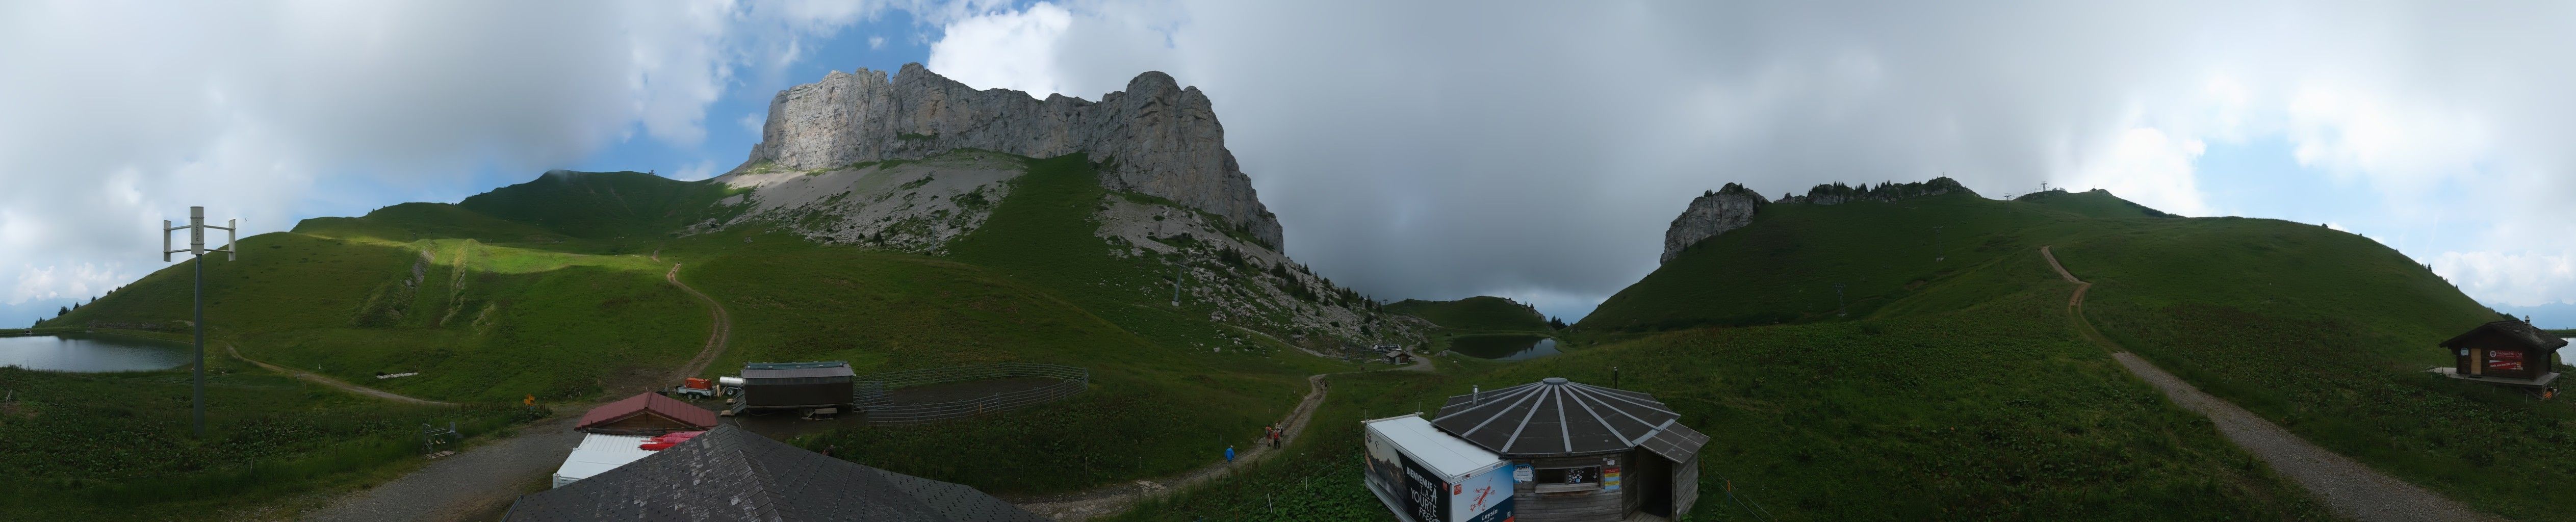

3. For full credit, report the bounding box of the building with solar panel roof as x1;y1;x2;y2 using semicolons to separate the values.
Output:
1427;377;1708;521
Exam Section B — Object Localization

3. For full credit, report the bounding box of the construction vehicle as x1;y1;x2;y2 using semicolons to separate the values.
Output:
674;377;718;399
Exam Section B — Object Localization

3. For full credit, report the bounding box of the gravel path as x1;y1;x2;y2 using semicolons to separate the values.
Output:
295;417;583;522
666;262;733;379
2044;246;2501;522
224;341;451;406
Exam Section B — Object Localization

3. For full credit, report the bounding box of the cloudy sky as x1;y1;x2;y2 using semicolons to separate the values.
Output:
5;1;2573;328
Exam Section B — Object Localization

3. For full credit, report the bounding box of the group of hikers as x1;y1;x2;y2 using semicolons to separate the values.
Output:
1224;423;1291;465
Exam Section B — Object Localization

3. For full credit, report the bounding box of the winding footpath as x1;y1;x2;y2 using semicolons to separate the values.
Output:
224;341;452;406
666;262;734;380
1015;356;1434;520
292;261;736;522
2042;246;2500;522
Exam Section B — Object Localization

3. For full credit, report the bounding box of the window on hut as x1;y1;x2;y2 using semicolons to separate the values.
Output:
1534;465;1603;492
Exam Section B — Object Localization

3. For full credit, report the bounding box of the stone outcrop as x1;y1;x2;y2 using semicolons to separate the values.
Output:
734;63;1284;248
1661;177;1980;264
1662;182;1767;264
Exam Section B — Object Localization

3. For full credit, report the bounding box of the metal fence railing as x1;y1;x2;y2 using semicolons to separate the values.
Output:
852;362;1090;426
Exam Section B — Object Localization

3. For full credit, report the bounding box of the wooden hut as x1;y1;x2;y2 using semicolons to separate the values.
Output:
1430;377;1708;521
2434;320;2566;389
736;361;856;413
504;425;1047;521
577;393;719;435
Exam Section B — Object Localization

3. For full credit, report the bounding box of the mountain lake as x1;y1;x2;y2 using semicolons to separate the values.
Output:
1450;334;1564;361
0;333;192;372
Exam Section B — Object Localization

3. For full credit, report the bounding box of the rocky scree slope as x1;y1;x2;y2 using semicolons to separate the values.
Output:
735;62;1283;249
1662;177;1975;263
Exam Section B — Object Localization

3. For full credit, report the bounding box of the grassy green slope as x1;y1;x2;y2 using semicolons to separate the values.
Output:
1384;296;1550;332
50;230;705;402
2056;219;2576;520
2012;188;2178;218
0;362;526;521
1119;258;2329;520
291;202;569;244
1579;185;2573;519
1583;192;2085;331
658;227;1323;494
455;170;740;239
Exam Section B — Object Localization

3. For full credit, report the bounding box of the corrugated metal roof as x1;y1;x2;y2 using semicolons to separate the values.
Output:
576;393;720;431
552;434;656;488
505;425;1047;522
1430;377;1693;457
1366;415;1506;478
1638;421;1711;464
743;361;855;379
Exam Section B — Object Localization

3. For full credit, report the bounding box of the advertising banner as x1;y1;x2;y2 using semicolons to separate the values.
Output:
1603;466;1622;491
1449;466;1515;522
1400;455;1450;522
2490;350;2526;372
1365;431;1405;502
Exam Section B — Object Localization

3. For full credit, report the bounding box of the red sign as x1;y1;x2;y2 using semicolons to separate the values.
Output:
2488;350;2525;372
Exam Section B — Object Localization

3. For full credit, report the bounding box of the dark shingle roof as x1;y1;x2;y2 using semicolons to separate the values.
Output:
1429;377;1706;458
503;425;1046;522
2440;320;2571;351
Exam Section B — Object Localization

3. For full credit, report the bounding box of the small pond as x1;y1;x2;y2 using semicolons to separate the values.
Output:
0;333;193;373
1450;334;1563;361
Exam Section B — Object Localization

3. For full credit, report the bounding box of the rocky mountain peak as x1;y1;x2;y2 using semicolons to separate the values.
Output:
732;63;1284;248
1662;182;1769;264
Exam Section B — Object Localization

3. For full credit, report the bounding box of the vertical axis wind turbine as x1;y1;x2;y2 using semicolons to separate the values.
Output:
163;206;236;438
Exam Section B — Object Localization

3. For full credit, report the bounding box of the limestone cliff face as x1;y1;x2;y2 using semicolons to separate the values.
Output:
736;63;1284;248
1661;182;1767;264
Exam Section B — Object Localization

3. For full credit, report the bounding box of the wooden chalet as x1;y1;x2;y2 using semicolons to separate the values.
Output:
1430;378;1708;521
2433;320;2567;392
577;393;719;435
505;425;1046;522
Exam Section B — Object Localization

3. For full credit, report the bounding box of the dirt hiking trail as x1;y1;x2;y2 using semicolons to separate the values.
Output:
1016;355;1433;520
2043;246;2501;522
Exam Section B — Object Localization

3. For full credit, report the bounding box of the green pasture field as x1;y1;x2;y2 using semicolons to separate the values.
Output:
0;362;528;520
2057;219;2576;521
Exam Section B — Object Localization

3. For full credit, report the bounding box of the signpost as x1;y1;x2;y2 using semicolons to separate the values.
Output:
162;206;237;438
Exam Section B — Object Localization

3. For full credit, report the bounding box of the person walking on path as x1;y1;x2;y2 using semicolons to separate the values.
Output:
1224;445;1236;465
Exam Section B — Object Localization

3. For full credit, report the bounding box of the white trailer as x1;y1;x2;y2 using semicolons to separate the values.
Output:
1363;414;1514;522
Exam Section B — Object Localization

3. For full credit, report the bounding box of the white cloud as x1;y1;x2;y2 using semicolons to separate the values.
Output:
2432;250;2576;308
923;1;2576;318
2065;127;2212;216
8;263;128;307
870;35;888;49
925;2;1076;96
0;1;892;325
740;112;768;134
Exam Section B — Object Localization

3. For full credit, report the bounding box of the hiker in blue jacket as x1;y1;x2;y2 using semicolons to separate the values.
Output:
1225;445;1236;464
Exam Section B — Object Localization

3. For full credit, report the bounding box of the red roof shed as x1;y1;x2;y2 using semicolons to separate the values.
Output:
577;393;719;435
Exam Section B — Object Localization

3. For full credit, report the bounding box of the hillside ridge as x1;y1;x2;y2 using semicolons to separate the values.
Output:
1662;176;1975;264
